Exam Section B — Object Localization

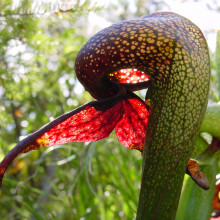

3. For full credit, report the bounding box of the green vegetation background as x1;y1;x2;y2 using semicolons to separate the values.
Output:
0;1;219;219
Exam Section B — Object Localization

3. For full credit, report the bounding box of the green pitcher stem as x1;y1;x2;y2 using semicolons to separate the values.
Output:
136;13;210;219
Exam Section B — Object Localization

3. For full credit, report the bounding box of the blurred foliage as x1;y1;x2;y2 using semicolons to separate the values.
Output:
0;1;142;219
0;1;220;220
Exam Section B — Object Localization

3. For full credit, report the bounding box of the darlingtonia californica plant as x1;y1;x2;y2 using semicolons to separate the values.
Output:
0;12;210;219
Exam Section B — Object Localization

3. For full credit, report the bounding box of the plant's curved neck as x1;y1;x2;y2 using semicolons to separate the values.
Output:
137;55;210;219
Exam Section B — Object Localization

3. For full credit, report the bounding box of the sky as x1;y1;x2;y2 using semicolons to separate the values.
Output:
88;0;220;52
10;0;220;51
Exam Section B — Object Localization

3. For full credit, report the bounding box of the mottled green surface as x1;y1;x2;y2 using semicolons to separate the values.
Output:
136;13;210;219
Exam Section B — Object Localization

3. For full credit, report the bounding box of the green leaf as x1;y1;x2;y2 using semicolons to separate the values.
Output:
200;104;220;140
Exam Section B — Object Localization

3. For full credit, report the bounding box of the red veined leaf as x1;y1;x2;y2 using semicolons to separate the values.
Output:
37;102;123;146
115;92;149;151
0;87;126;187
0;101;122;186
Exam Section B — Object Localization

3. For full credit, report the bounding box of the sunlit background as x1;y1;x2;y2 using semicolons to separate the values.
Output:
89;0;220;51
0;0;220;219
